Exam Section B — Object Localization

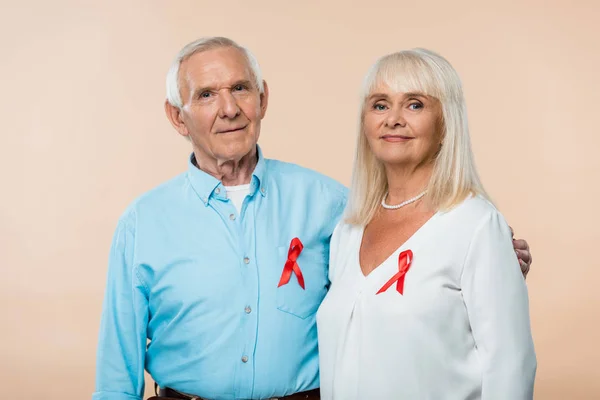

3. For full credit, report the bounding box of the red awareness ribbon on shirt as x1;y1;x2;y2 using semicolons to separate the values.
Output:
376;250;413;295
277;237;305;290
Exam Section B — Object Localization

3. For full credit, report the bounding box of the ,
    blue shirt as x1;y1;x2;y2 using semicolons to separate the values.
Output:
93;146;348;400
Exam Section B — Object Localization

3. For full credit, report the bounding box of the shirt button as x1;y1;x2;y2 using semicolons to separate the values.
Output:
229;213;236;221
260;187;266;194
243;257;250;264
245;306;252;314
241;356;248;363
215;187;221;194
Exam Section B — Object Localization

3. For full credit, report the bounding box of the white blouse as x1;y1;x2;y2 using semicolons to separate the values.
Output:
316;196;537;400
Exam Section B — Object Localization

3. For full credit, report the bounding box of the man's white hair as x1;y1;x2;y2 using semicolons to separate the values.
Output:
166;37;264;109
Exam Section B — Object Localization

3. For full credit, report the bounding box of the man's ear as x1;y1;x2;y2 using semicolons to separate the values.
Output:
259;80;269;119
164;100;189;138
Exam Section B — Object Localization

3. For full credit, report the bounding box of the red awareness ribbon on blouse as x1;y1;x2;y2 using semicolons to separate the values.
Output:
376;249;413;295
277;237;305;290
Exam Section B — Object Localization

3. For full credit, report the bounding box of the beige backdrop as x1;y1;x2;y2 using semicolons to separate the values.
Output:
1;0;598;398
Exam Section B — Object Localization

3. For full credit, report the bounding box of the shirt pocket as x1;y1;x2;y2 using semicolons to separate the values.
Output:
276;245;329;319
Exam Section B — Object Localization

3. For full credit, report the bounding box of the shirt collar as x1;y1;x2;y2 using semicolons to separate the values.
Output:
187;145;268;206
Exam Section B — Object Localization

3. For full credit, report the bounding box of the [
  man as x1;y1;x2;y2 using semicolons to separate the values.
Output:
93;37;532;400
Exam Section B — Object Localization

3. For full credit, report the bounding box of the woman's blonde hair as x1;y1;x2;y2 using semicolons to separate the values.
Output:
345;48;489;225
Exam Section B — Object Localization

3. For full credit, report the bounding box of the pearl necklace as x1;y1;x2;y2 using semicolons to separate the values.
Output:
381;190;427;210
